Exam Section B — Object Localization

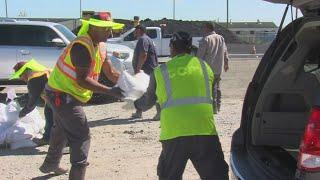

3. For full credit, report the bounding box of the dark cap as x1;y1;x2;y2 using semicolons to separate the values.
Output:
135;24;146;33
170;31;192;50
13;61;27;72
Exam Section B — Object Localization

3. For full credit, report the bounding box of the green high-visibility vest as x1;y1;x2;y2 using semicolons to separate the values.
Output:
154;54;218;141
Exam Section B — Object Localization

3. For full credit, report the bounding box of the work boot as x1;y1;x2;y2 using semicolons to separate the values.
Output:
69;166;87;180
131;110;142;119
152;113;160;121
39;162;68;175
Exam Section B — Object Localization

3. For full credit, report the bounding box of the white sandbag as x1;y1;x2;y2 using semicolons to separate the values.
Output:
0;101;21;144
117;71;150;100
0;94;45;149
5;122;34;143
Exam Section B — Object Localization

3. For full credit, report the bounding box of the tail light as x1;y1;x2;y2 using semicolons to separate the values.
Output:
298;106;320;172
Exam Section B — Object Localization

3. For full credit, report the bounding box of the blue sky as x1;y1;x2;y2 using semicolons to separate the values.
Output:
0;0;301;25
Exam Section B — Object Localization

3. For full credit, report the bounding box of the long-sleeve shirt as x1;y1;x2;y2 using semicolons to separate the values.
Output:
19;73;48;117
134;73;157;111
197;31;229;75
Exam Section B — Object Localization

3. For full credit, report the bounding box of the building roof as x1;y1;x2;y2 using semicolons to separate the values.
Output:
218;21;278;29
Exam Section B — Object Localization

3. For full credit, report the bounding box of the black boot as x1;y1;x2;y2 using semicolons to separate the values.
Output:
69;166;87;180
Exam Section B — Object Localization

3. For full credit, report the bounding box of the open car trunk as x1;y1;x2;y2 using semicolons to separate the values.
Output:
251;18;320;148
246;17;320;179
263;0;320;11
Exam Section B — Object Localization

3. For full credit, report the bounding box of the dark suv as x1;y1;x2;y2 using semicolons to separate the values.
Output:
230;1;320;179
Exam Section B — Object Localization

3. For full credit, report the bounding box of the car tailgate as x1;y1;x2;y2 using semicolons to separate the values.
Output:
263;0;320;11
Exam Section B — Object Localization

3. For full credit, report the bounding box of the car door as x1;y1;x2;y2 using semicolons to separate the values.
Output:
14;25;65;70
0;25;18;80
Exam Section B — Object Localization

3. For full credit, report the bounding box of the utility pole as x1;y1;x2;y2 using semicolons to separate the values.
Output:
173;0;175;20
5;0;8;18
226;0;229;28
80;0;82;18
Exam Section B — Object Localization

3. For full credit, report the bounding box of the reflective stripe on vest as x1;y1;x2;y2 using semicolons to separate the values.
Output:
160;59;213;109
56;60;77;80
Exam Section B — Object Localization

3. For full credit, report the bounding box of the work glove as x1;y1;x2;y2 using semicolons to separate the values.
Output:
108;86;124;99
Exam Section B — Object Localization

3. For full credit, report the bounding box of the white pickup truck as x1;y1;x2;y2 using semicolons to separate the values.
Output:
108;27;202;57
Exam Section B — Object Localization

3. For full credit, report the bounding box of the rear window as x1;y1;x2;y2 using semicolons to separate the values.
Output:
146;29;157;39
0;25;61;47
54;24;76;42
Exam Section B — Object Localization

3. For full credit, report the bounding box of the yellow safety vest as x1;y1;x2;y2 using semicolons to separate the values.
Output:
48;35;103;103
154;54;217;140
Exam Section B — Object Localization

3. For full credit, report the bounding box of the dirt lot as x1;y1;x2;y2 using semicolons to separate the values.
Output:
0;59;259;180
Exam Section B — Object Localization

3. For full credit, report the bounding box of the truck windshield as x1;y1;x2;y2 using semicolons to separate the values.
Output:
54;24;76;42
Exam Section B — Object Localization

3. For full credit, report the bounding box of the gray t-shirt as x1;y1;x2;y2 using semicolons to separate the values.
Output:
132;34;158;75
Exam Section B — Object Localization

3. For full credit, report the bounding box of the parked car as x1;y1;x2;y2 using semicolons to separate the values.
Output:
0;20;134;86
230;0;320;179
108;27;202;56
0;20;74;84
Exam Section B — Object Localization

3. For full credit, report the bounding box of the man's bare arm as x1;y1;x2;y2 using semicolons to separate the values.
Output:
102;59;120;84
70;43;117;95
135;52;147;74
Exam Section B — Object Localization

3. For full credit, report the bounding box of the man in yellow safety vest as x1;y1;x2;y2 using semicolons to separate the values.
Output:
39;17;124;180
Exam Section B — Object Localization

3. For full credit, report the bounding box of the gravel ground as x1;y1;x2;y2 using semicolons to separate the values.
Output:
0;59;259;180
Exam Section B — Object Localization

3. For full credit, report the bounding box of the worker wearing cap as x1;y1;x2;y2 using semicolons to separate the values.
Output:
39;18;124;179
11;59;52;145
131;24;160;120
134;31;229;179
78;13;123;85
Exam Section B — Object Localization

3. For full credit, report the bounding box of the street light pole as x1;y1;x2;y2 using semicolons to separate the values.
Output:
227;0;229;28
5;0;8;18
173;0;175;20
80;0;82;18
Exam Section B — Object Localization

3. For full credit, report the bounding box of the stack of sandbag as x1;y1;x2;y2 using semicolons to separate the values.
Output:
0;91;45;149
117;71;150;109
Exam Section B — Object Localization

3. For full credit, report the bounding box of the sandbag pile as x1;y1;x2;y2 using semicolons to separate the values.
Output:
0;91;45;149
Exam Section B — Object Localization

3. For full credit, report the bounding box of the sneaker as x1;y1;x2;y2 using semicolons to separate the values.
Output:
131;111;142;119
39;163;68;175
